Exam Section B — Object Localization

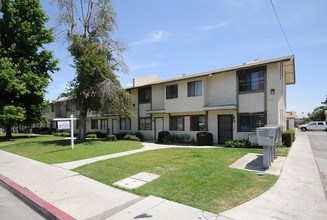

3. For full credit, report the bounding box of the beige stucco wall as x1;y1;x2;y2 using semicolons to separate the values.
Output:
206;71;237;106
266;63;287;129
287;118;295;130
164;78;205;113
239;92;264;113
152;84;164;110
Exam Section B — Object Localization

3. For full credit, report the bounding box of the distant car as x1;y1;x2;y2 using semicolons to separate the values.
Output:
300;121;327;131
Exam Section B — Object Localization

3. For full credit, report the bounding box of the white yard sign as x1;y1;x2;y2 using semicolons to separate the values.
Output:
57;121;70;130
54;115;76;150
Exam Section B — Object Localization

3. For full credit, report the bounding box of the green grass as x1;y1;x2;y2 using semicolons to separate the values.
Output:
276;146;290;157
74;147;279;213
0;134;143;164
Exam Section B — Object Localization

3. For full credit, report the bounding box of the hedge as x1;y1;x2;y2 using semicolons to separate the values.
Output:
53;132;71;137
107;134;117;141
225;139;259;148
197;132;213;146
123;134;140;141
158;131;169;143
282;130;295;147
87;134;97;139
87;132;106;138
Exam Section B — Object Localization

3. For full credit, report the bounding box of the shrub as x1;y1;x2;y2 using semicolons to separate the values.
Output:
32;127;40;134
39;128;56;134
134;132;144;141
53;132;71;137
87;134;97;139
197;132;213;146
162;133;180;144
124;134;140;141
87;132;106;138
107;134;117;141
282;131;294;147
115;132;128;140
225;139;259;148
158;131;169;143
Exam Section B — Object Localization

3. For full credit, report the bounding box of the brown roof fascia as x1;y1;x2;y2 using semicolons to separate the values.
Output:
126;55;294;89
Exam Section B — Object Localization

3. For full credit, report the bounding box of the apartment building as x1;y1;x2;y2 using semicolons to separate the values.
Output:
45;55;295;144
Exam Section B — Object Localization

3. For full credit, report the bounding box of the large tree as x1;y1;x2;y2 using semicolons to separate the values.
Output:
308;106;327;121
0;0;59;138
56;0;132;140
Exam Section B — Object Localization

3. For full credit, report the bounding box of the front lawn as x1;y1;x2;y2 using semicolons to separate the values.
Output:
0;134;143;164
74;147;278;213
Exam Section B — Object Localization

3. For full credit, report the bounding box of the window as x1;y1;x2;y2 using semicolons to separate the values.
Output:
170;116;184;131
50;121;57;129
91;119;98;129
188;81;202;97
239;68;264;92
139;117;152;130
191;115;206;131
239;113;265;132
76;120;80;129
139;87;151;103
318;122;324;126
51;105;55;112
66;103;72;112
166;84;178;99
101;119;108;130
120;118;131;130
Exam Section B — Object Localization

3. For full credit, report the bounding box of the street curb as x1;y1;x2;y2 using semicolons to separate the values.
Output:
0;174;76;220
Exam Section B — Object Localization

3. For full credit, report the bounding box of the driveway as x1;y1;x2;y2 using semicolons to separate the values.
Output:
306;131;327;198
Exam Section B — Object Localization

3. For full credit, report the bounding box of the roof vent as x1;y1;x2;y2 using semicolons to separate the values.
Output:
244;58;261;65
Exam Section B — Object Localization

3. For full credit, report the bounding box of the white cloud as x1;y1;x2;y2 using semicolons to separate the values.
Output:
199;22;229;31
130;30;165;46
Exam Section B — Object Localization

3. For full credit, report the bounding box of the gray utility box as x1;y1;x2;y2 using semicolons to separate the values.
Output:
256;126;282;169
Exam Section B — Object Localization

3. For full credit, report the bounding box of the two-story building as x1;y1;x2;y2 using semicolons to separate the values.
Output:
45;55;295;144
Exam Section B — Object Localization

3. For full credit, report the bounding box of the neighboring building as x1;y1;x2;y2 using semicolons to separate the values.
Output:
44;55;295;144
286;111;296;130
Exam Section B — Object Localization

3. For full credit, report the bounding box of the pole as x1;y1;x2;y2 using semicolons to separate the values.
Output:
71;114;74;150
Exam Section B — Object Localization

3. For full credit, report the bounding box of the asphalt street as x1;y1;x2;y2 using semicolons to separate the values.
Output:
0;184;45;220
307;131;327;198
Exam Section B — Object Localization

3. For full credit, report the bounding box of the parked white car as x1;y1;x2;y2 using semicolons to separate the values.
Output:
300;121;327;131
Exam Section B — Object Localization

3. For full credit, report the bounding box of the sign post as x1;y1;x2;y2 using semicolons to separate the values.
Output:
54;115;76;150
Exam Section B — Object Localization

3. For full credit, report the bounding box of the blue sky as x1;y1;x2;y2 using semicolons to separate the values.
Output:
41;0;327;118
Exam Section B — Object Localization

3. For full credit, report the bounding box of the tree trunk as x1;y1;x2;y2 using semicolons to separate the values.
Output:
77;109;87;141
5;124;12;138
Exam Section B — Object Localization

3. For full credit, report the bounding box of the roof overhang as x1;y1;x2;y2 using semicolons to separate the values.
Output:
203;104;237;111
283;56;295;85
126;55;296;89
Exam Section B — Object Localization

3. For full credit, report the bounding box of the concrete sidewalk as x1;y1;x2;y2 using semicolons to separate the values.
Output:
218;132;327;220
0;150;217;220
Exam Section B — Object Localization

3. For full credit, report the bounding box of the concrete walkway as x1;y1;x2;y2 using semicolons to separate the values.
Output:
0;149;217;220
54;142;220;170
218;132;327;220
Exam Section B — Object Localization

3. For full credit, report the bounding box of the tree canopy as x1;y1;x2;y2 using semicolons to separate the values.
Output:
56;0;131;140
0;0;59;137
308;106;327;121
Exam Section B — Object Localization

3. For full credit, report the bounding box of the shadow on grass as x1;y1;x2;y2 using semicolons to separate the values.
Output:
38;139;106;147
38;139;72;146
0;136;38;142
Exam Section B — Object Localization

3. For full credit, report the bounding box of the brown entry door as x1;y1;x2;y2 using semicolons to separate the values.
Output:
218;115;233;144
